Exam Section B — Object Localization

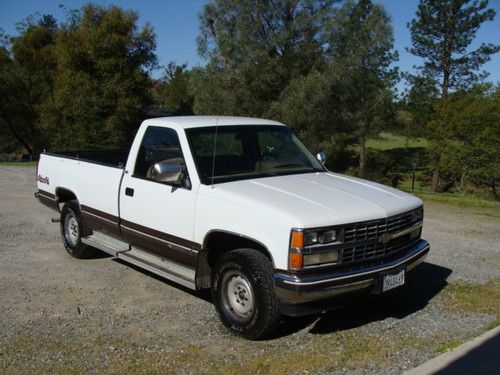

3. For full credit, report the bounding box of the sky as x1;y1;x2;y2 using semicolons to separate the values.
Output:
1;0;499;93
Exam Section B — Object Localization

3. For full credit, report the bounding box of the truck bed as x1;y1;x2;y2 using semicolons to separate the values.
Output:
37;150;127;228
45;148;130;168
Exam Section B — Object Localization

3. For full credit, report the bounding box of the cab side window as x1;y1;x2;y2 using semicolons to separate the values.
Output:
134;126;185;178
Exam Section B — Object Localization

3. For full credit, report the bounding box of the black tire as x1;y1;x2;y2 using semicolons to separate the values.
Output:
60;200;96;259
211;248;281;339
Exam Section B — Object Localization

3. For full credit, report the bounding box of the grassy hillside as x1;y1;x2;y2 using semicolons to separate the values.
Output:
367;133;428;150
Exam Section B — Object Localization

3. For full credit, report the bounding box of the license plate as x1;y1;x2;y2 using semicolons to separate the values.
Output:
383;269;405;292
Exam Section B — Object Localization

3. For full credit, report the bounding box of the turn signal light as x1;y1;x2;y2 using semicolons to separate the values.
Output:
289;253;303;269
291;231;304;248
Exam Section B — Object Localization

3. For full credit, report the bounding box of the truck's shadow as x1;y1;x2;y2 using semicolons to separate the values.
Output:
112;258;213;303
112;258;451;339
273;262;452;338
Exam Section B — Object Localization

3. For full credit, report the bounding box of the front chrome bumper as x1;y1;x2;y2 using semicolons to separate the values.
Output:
274;239;430;305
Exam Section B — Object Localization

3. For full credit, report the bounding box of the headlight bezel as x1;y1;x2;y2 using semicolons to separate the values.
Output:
289;226;344;270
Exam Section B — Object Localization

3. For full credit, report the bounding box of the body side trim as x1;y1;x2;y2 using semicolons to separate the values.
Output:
36;189;59;211
79;205;201;259
121;219;201;251
121;226;197;267
38;189;56;199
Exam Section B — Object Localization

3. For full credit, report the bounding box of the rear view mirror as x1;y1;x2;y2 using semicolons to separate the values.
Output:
316;151;326;165
151;160;184;185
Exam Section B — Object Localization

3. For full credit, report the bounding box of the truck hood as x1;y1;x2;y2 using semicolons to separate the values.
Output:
208;172;423;227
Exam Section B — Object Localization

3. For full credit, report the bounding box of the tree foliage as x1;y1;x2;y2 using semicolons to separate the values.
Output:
408;0;499;191
152;62;193;115
0;5;157;155
45;4;157;150
0;0;498;200
428;85;499;199
192;0;335;116
272;0;398;176
0;17;57;156
408;0;499;97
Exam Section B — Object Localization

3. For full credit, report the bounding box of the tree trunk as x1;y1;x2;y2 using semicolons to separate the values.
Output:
491;179;499;201
431;168;440;192
358;140;366;178
1;111;34;156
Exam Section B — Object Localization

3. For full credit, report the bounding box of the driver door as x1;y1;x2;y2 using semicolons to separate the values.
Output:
119;126;199;268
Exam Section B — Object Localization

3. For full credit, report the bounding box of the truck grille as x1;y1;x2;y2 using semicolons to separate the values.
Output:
343;208;422;243
340;207;423;265
341;235;419;264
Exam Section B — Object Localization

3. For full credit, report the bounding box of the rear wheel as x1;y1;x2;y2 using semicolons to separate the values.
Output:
60;200;96;259
211;248;281;339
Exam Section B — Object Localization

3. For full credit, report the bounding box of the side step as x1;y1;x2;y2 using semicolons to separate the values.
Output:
118;247;196;290
82;231;196;290
82;232;130;256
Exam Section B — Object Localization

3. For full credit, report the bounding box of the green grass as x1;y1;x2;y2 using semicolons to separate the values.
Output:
441;279;500;316
413;191;500;211
366;132;428;150
0;161;36;166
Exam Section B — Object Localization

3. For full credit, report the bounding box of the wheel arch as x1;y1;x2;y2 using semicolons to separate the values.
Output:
195;229;275;289
55;187;78;207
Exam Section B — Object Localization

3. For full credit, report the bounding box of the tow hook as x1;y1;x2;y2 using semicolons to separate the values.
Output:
51;218;60;223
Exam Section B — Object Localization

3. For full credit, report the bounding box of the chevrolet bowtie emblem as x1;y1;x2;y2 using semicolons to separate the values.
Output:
379;232;393;244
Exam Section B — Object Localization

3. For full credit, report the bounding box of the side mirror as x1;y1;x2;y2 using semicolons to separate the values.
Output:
316;151;327;165
151;160;185;186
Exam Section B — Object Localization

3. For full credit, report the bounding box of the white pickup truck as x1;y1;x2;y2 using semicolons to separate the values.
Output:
36;116;429;339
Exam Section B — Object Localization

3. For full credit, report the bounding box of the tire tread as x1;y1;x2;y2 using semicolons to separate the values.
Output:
212;248;281;339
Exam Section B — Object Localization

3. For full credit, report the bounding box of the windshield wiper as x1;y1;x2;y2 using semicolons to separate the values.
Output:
273;163;306;169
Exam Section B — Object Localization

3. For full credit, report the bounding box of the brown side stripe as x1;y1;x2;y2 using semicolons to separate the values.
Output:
80;205;119;224
37;189;59;211
121;219;202;251
80;205;201;252
38;189;56;199
121;227;197;267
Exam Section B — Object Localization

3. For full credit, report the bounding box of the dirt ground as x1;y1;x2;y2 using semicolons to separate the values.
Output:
0;165;498;374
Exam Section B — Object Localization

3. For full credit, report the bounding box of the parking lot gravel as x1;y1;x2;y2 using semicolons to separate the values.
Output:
0;165;499;374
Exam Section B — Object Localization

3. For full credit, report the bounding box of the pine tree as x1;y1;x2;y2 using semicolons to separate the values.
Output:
325;0;398;177
408;0;499;191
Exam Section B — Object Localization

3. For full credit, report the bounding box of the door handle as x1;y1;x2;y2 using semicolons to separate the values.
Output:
125;187;134;197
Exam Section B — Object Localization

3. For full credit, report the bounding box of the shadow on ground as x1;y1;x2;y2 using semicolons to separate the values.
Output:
436;331;499;375
273;262;452;338
112;258;451;340
112;258;213;303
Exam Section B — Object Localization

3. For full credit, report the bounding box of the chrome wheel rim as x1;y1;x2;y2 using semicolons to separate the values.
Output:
64;211;79;247
221;271;255;322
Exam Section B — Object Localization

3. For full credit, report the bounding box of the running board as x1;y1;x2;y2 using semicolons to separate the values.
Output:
117;247;196;290
82;232;130;256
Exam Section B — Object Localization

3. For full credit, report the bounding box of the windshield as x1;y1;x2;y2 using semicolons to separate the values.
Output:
185;125;325;184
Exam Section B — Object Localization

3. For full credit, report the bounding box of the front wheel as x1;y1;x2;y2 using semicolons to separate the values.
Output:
211;249;281;339
60;200;96;259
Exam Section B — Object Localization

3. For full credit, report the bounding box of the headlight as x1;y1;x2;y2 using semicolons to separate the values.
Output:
319;230;337;243
289;228;341;270
303;251;339;266
304;231;318;246
413;207;424;222
303;229;337;246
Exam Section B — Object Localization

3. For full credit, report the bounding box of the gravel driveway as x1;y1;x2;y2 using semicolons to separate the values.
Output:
0;165;498;374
